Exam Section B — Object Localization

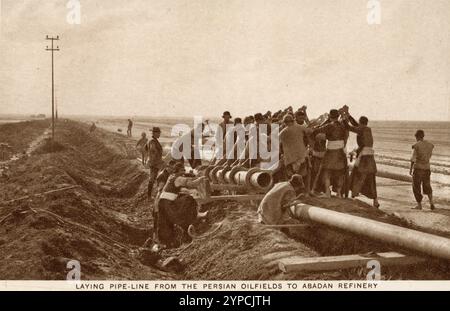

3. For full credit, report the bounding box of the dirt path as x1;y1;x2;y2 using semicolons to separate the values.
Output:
26;127;51;155
0;121;50;176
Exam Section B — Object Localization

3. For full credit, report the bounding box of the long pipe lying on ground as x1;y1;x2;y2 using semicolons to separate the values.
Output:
263;160;414;184
375;169;412;183
290;203;450;260
348;163;412;183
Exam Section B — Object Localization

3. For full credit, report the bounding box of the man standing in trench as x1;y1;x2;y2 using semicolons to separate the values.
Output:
157;163;208;248
147;127;163;200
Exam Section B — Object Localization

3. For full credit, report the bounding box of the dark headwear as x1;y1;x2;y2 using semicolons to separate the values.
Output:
329;109;340;119
222;111;232;118
295;110;306;118
152;127;161;133
254;113;264;122
415;130;425;139
283;114;294;124
174;162;185;172
234;117;242;125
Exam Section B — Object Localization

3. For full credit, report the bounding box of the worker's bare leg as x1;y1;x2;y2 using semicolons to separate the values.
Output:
351;172;366;198
373;198;380;208
428;194;435;210
423;171;435;210
303;166;311;197
411;170;423;210
323;170;331;198
335;174;344;198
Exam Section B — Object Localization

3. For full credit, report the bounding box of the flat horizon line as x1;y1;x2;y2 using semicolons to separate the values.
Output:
0;113;449;123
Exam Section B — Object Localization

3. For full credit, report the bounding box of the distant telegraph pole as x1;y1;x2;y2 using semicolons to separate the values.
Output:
55;94;58;120
45;35;60;143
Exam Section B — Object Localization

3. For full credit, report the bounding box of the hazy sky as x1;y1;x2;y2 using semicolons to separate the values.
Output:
0;0;449;121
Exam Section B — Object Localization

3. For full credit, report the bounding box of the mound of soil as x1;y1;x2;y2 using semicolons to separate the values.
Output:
0;120;170;279
33;138;67;154
174;197;450;280
171;201;317;280
0;120;50;154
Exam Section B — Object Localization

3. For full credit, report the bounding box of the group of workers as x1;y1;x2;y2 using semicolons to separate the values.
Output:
126;104;435;247
132;125;208;248
206;106;381;226
209;106;380;206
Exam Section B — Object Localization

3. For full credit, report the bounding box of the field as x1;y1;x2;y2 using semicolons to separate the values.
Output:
0;117;449;280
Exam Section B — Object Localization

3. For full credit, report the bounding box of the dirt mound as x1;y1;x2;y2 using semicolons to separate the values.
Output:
33;138;67;154
172;196;450;280
0;120;171;279
170;201;317;280
0;120;50;154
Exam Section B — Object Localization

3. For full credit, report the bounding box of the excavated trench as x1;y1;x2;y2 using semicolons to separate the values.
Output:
0;120;171;279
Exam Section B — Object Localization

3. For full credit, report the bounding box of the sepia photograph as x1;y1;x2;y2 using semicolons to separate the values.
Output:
0;0;449;291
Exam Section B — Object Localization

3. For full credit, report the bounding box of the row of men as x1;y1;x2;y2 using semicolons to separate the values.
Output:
214;107;435;212
258;128;435;226
133;107;369;248
130;107;435;246
211;106;379;208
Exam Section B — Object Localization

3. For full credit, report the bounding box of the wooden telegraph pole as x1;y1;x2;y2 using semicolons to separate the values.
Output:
55;94;58;121
45;35;60;144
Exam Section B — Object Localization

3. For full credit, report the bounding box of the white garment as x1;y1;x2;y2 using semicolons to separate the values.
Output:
159;192;177;201
354;147;375;167
326;140;345;150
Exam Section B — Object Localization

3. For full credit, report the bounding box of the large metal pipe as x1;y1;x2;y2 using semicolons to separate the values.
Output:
224;170;232;183
376;169;412;183
265;160;413;183
250;171;272;189
234;170;248;185
233;167;273;191
201;164;274;191
349;163;412;183
216;168;226;184
290;203;450;260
